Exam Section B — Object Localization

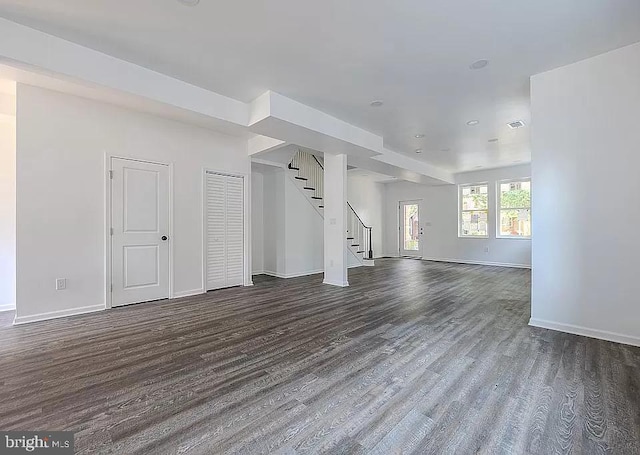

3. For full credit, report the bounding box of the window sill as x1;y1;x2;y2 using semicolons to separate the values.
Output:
496;236;531;240
458;235;489;239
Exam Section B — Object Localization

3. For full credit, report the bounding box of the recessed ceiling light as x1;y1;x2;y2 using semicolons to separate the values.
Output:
467;120;480;126
370;100;384;107
414;134;425;139
488;138;499;143
177;0;200;5
415;149;423;154
507;120;526;129
470;59;489;70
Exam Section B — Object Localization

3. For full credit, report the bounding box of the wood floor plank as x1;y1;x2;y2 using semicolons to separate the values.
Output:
0;258;638;454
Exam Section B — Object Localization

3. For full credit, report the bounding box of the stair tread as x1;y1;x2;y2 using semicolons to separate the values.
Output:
311;196;322;200
318;205;324;208
346;237;354;240
288;165;300;170
357;251;365;253
294;177;308;180
303;187;315;190
351;244;360;247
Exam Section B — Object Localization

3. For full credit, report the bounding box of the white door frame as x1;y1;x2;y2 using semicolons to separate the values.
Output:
202;168;252;291
399;199;423;258
104;154;174;309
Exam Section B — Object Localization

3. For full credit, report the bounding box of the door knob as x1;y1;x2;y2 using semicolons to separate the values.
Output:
161;236;168;241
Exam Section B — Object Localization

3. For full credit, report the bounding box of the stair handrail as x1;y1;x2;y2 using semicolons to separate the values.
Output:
347;202;371;229
312;154;324;170
289;150;374;260
348;202;374;260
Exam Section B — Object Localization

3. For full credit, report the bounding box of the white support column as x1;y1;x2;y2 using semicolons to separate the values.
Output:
323;153;348;287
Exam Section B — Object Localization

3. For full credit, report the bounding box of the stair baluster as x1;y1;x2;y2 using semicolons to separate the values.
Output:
288;149;374;261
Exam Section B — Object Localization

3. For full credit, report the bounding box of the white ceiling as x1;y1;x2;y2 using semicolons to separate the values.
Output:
1;0;639;172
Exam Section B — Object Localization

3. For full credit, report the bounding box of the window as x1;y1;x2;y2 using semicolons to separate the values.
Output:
497;179;531;238
459;184;488;237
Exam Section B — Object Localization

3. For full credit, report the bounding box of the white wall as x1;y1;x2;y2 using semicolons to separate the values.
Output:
0;99;16;311
530;42;640;346
347;174;385;258
261;169;325;278
285;175;324;277
16;84;249;321
383;164;532;267
251;172;264;274
262;170;287;276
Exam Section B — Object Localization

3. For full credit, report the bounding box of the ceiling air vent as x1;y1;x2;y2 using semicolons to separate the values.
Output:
507;120;526;129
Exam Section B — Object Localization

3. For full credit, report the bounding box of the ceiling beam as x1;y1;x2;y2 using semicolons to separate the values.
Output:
0;17;454;184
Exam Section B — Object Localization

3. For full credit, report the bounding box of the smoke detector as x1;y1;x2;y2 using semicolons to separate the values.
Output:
470;59;489;70
507;120;526;129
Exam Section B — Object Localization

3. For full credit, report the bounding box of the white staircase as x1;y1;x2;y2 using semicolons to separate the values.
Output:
287;150;374;266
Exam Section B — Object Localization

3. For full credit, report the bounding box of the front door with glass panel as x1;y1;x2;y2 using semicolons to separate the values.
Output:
400;201;422;257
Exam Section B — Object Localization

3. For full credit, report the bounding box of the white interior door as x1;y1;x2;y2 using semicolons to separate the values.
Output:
400;200;423;258
205;172;244;290
111;158;170;307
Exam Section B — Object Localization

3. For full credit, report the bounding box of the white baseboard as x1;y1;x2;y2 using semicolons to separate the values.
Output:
262;267;361;277
529;318;640;347
172;288;205;299
423;257;531;269
0;303;15;312
323;279;349;287
13;304;105;325
262;269;324;279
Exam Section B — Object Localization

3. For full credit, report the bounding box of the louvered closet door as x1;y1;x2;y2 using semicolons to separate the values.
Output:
205;172;244;290
225;176;244;286
206;173;226;290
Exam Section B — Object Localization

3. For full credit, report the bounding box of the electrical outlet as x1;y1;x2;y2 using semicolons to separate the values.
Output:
484;247;489;253
56;278;67;290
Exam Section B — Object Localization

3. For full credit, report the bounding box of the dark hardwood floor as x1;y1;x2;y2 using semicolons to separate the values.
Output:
0;259;638;454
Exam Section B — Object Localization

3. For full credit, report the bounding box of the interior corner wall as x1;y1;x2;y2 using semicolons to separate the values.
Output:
16;84;249;321
251;172;264;274
383;164;532;267
530;42;640;346
0;114;16;311
261;169;324;278
347;175;385;258
262;170;286;276
284;176;324;277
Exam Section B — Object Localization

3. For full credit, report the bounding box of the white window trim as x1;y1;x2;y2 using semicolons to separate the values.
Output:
496;177;532;239
458;182;489;239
